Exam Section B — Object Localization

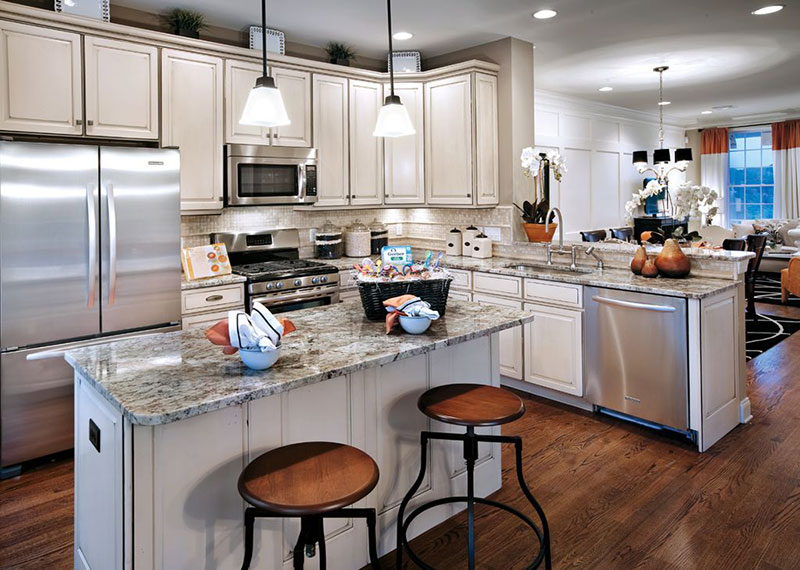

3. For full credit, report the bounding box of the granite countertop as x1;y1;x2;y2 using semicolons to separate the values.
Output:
181;273;247;291
314;252;739;299
65;301;533;426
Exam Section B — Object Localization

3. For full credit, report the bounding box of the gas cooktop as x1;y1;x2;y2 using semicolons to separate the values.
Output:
232;259;337;281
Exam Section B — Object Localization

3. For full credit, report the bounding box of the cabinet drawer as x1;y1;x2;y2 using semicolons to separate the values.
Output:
182;310;233;330
524;279;583;308
448;269;472;290
339;270;357;290
473;272;522;298
449;290;472;302
472;293;522;310
182;284;244;315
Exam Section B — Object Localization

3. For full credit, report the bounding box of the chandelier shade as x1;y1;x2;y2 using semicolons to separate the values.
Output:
632;150;648;166
674;148;693;163
653;149;671;164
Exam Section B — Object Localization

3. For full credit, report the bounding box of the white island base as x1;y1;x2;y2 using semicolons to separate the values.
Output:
74;334;505;570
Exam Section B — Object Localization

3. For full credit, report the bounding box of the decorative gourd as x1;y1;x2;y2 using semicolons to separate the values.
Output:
641;257;659;278
655;239;691;278
631;246;647;275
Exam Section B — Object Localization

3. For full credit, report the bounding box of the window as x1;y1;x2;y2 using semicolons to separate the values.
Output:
728;127;774;223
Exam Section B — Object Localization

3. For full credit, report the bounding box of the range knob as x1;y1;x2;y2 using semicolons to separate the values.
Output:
294;279;302;287
320;275;328;283
275;282;284;289
265;283;274;290
311;277;320;284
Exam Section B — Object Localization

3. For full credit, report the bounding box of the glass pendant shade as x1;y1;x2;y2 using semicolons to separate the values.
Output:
632;150;648;166
240;76;290;127
373;95;415;137
674;148;693;162
653;149;672;164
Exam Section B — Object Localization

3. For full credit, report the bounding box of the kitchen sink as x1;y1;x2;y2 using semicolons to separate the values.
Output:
503;263;595;275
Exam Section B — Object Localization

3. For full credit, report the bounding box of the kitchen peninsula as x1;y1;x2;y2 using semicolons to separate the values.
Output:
65;300;533;569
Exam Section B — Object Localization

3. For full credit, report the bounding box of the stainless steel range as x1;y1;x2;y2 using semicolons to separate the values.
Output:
211;230;339;314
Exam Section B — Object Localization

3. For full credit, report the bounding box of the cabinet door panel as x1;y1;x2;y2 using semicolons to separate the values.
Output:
313;74;349;207
523;302;583;396
349;79;383;206
472;293;523;380
224;59;266;143
84;36;158;139
475;73;499;205
0;21;82;135
425;74;473;205
162;49;224;211
271;66;311;147
384;82;424;205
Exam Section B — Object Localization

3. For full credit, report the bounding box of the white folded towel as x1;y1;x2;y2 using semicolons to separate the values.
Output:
386;297;440;320
227;302;285;352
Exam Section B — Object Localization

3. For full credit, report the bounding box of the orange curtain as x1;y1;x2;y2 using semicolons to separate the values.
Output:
773;119;800;150
701;127;729;154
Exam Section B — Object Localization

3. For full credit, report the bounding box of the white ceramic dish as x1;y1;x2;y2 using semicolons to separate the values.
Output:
239;348;280;370
399;315;432;335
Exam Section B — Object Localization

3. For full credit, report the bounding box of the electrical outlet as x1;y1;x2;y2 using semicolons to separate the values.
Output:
394;224;403;236
309;228;316;242
482;226;501;242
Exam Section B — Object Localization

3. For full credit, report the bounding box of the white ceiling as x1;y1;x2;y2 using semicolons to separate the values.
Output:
117;0;800;126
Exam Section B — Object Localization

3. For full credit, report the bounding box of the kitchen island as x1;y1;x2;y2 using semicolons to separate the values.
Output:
65;301;533;570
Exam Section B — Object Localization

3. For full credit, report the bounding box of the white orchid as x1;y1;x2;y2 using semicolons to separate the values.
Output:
520;147;567;181
673;182;720;225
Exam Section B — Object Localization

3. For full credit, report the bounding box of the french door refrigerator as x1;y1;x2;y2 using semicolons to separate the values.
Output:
0;141;181;475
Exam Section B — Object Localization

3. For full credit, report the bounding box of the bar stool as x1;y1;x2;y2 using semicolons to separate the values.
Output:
238;441;381;569
396;384;551;570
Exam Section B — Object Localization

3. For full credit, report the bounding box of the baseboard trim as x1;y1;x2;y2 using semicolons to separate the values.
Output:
740;397;753;424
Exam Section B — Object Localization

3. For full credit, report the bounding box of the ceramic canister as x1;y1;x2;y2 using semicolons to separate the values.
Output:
462;225;479;258
446;228;462;256
344;220;371;257
472;232;493;259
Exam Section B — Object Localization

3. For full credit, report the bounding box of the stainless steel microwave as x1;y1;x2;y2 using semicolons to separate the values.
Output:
225;145;318;206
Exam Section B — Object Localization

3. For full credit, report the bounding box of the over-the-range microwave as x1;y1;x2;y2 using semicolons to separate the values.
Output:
225;145;318;206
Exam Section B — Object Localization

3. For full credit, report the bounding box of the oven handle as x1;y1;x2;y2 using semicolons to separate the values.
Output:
253;286;338;305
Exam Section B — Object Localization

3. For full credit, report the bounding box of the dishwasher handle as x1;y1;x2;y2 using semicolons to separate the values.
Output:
591;295;677;313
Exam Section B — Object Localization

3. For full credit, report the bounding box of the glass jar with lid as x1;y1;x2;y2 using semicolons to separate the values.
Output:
315;220;343;259
344;220;371;257
368;219;389;254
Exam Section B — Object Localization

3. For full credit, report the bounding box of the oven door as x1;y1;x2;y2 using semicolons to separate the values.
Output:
228;156;308;206
251;285;340;315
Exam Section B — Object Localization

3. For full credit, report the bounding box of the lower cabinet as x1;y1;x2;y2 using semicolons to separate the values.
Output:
449;289;472;302
181;283;245;328
472;292;523;380
523;302;584;396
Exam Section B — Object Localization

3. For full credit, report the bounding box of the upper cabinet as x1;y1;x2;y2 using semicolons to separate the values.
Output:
313;74;349;207
162;49;224;212
84;36;158;139
349;79;383;207
224;58;266;144
270;66;311;147
384;82;425;205
474;73;499;205
0;21;82;135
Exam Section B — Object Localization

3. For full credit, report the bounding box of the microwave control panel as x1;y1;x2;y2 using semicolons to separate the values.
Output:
306;165;317;196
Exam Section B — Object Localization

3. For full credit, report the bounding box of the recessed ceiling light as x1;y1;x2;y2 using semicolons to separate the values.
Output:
658;101;671;106
752;4;784;15
533;9;557;19
701;110;713;115
598;86;613;92
393;31;413;40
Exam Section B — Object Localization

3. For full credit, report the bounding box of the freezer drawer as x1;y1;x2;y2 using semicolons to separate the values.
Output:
584;287;689;431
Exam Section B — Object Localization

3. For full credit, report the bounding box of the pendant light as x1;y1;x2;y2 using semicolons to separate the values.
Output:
373;0;415;137
240;0;290;127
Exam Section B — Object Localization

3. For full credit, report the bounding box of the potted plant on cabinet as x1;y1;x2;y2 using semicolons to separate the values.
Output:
164;8;207;39
518;148;567;242
326;42;357;66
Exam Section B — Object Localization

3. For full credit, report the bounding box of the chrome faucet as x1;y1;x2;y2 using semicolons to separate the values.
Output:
545;207;577;269
584;245;605;270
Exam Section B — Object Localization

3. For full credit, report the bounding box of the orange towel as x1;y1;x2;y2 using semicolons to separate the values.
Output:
383;294;418;334
205;317;296;354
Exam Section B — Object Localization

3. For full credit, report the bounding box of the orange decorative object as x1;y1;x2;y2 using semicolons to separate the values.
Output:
641;257;659;278
631;246;647;275
655;239;691;278
523;223;557;243
781;257;800;303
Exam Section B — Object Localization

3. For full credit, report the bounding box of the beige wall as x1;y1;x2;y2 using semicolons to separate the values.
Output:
684;129;702;184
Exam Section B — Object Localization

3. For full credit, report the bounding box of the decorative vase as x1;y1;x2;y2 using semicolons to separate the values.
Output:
523;223;557;243
539;153;551;204
330;58;351;66
177;28;200;39
631;246;647;275
641;257;659;278
655;239;691;278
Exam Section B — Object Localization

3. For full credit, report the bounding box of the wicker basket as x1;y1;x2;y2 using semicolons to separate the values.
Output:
357;277;453;321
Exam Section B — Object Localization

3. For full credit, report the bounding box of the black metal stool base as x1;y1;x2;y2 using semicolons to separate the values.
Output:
396;428;551;570
241;507;381;570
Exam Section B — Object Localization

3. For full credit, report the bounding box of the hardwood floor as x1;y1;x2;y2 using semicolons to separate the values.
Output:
2;302;799;570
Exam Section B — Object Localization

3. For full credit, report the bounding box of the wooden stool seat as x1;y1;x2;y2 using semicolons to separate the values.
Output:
418;384;525;427
238;442;379;516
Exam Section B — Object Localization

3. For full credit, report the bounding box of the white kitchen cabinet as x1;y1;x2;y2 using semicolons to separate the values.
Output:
313;74;350;207
473;293;523;380
523;302;583;396
349;79;384;206
270;66;311;147
224;58;266;143
425;74;473;205
474;73;499;205
84;37;158;140
449;290;472;302
383;82;424;205
0;21;82;135
162;49;224;212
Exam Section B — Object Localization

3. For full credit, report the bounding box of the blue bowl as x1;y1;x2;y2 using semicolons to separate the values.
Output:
399;315;432;335
239;348;280;370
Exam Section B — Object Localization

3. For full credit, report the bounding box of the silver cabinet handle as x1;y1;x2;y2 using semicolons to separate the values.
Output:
592;295;677;313
205;294;224;302
86;186;97;308
87;120;94;126
107;183;118;306
76;119;83;126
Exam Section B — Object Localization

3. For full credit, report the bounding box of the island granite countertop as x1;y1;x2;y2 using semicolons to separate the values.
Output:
65;300;533;426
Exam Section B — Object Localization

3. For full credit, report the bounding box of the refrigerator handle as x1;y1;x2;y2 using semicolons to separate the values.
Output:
107;183;118;306
86;186;98;308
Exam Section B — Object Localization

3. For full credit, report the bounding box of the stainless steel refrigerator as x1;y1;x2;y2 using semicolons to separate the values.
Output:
0;141;181;475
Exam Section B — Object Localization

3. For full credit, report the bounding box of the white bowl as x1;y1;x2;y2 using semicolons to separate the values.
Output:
399;315;432;335
239;348;280;370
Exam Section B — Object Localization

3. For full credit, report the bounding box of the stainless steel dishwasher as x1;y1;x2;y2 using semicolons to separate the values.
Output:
584;287;689;433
